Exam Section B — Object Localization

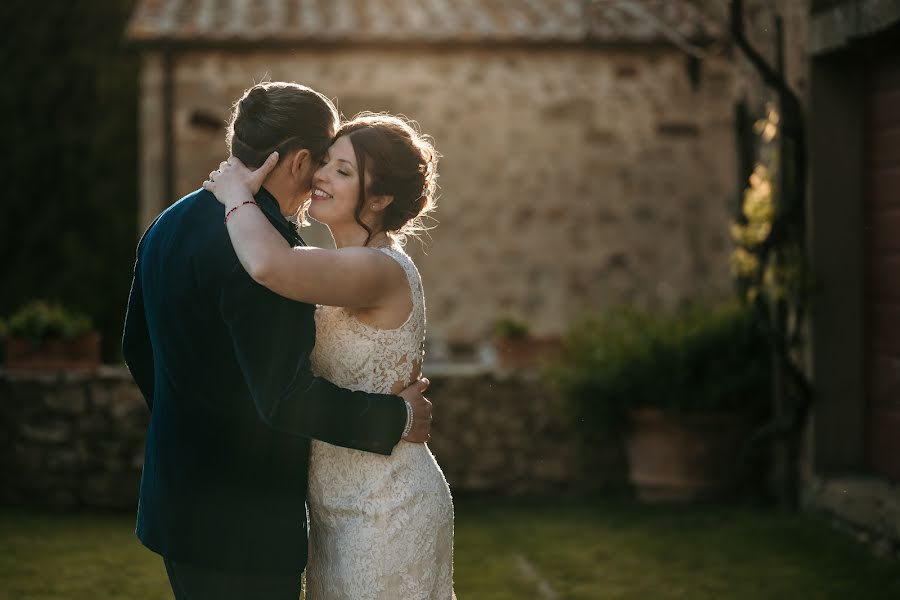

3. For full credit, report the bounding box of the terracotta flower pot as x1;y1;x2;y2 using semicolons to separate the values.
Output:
5;332;102;371
624;407;755;503
494;336;562;370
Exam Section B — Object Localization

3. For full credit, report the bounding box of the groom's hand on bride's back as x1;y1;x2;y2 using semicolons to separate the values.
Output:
399;378;432;443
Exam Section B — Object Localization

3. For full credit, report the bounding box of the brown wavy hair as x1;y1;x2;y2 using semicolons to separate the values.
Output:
335;113;439;246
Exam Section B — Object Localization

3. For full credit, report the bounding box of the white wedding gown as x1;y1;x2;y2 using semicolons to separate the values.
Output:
306;245;455;600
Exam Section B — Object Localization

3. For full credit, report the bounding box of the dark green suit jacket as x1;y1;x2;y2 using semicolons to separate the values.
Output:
122;187;406;573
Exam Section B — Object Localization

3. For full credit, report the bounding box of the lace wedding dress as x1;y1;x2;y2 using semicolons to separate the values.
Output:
306;245;455;600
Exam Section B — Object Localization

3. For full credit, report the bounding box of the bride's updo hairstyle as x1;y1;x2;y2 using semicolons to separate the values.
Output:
227;82;338;168
335;113;438;245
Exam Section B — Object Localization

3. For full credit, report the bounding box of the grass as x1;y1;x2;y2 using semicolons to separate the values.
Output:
1;497;898;599
454;497;900;599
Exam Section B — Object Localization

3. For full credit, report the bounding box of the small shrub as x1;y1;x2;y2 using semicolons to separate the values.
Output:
549;302;772;436
7;301;94;342
493;317;530;339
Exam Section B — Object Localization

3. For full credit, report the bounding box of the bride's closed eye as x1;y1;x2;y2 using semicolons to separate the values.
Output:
320;157;351;177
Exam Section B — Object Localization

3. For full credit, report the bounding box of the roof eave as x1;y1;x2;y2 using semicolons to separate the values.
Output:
124;32;720;53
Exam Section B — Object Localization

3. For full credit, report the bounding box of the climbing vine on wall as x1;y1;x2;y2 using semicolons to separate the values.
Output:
730;0;813;509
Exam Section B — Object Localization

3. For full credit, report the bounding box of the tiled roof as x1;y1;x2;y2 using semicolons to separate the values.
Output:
127;0;721;45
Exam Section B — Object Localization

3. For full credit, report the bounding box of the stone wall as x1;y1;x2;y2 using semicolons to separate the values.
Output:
427;366;625;495
141;46;742;349
804;477;900;559
0;368;148;509
0;367;623;509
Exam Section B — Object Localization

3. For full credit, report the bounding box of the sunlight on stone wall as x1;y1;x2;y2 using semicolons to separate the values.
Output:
161;48;739;348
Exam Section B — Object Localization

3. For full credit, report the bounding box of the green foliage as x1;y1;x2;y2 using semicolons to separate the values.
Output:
731;105;811;305
6;300;94;341
550;303;772;435
493;317;530;339
0;0;139;360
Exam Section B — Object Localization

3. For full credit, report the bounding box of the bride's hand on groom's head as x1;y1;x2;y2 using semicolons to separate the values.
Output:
400;378;433;444
203;152;279;207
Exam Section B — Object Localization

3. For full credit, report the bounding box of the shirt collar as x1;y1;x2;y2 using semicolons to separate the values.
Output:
255;187;304;246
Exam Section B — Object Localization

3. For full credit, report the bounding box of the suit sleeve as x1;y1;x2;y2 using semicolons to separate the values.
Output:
220;264;406;455
122;254;154;411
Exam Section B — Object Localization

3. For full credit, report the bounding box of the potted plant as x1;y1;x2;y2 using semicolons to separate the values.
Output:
4;301;101;370
551;302;771;502
0;318;7;365
492;317;561;370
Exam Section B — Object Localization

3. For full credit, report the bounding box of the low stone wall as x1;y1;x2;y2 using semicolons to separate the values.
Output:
804;476;900;559
426;365;625;495
0;368;148;509
0;366;623;510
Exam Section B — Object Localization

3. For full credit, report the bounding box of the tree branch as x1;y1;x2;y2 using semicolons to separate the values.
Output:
730;0;802;113
611;0;712;59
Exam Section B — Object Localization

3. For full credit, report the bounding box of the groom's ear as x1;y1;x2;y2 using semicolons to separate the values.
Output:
289;148;312;179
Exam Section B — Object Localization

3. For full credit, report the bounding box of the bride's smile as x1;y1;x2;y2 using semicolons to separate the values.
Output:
308;135;364;232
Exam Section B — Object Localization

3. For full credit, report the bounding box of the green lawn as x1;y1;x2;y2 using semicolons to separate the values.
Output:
1;497;898;599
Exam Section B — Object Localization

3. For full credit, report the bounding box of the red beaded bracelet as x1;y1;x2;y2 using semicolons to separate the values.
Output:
224;200;258;224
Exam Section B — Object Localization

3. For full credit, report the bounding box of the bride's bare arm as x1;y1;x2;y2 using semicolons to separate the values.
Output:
205;153;401;308
226;205;399;307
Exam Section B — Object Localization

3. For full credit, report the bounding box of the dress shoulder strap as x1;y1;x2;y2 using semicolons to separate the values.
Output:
377;245;425;316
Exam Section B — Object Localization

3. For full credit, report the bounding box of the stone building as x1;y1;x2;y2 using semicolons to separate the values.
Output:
126;0;739;353
802;0;900;557
7;2;899;522
690;0;900;556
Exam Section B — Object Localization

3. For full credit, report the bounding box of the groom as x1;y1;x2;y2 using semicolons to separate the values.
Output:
122;82;432;599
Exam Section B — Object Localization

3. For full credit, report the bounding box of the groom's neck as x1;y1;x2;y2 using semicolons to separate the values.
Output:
261;175;299;217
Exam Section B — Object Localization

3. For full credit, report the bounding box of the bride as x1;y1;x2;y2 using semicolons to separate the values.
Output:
204;113;455;599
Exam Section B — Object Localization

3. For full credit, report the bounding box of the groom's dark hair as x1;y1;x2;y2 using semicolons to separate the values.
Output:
227;82;338;168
